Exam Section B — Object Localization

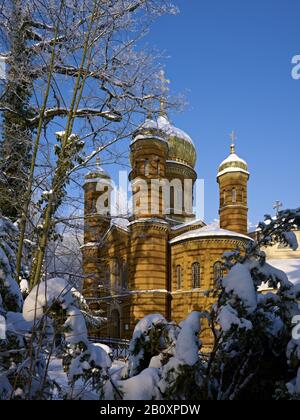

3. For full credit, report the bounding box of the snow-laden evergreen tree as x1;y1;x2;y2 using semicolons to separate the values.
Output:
116;312;205;400
23;277;113;399
0;215;109;399
0;215;53;399
115;207;300;401
205;208;300;400
1;208;300;400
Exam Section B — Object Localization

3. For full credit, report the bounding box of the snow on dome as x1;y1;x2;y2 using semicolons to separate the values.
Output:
220;152;247;167
131;116;168;144
84;158;111;183
170;224;251;245
218;149;249;178
132;115;196;168
156;116;194;146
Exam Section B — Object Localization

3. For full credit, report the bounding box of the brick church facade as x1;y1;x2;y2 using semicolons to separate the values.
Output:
81;113;251;344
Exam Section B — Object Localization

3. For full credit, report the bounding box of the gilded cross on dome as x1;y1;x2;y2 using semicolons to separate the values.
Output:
96;157;101;168
158;70;170;116
230;130;237;154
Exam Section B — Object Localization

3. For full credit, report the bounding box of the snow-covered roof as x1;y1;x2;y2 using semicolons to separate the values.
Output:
156;116;194;145
267;259;300;285
171;218;205;231
80;242;101;249
111;217;130;231
217;151;249;177
170;224;251;244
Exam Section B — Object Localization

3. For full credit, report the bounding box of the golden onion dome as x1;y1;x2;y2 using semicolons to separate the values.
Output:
158;116;196;168
217;143;249;178
84;158;111;184
132;115;196;168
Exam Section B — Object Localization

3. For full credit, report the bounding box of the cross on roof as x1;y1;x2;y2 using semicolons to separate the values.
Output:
273;200;283;217
230;130;237;154
158;70;170;116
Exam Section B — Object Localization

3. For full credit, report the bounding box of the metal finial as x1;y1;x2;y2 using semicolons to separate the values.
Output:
230;130;237;154
96;157;101;168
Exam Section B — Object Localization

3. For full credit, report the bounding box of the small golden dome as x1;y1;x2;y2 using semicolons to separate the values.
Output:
85;158;111;182
218;144;249;178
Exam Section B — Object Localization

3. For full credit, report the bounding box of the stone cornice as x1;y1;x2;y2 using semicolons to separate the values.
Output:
129;218;170;232
87;289;170;301
171;237;248;249
219;204;248;210
166;160;197;180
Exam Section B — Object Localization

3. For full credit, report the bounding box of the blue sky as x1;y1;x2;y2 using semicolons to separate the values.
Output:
142;0;300;225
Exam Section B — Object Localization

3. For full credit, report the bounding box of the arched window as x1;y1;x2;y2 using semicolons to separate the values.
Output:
232;188;237;203
242;189;245;203
191;262;201;289
144;159;150;176
176;265;183;289
223;190;226;206
213;261;224;284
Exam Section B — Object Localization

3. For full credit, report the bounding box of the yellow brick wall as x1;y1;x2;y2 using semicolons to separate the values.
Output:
218;171;249;235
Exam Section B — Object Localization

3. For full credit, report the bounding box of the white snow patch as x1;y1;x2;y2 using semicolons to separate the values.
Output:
118;368;161;400
175;311;201;365
23;278;73;322
170;224;251;244
218;304;253;333
223;263;257;312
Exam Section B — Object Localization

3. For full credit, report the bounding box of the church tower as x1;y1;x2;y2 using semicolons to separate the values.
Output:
217;132;250;235
130;114;169;219
83;158;112;243
82;159;112;297
128;115;170;320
